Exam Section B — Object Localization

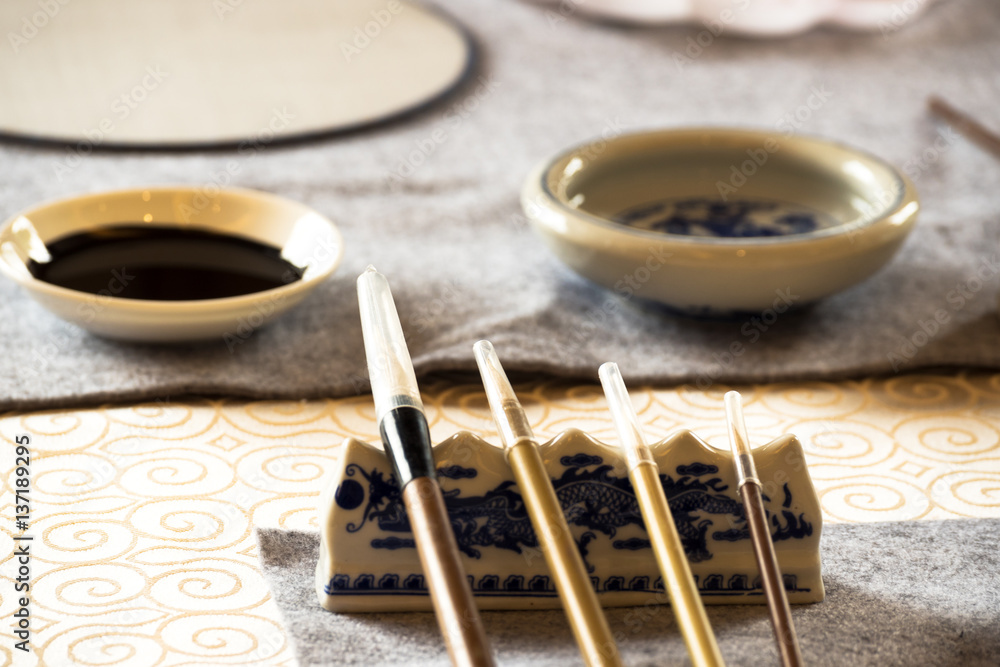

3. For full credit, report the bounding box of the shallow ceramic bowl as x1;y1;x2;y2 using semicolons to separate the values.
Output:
0;186;343;342
522;128;919;315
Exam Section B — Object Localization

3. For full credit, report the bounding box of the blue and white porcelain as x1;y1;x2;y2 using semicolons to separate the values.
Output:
522;128;919;315
316;428;824;612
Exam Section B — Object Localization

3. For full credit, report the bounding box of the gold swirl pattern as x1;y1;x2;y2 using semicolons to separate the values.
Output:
793;420;896;468
159;613;287;660
33;454;119;498
929;471;1000;515
894;416;1000;462
961;372;1000;400
38;564;146;612
103;402;200;432
760;381;866;418
2;372;1000;665
876;374;975;410
117;450;235;498
149;561;266;611
818;477;932;522
39;519;138;563
127;500;250;549
62;633;163;667
670;384;741;418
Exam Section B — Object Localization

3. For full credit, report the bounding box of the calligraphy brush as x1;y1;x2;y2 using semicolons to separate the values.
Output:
599;362;726;667
474;340;623;667
724;391;802;667
358;266;494;667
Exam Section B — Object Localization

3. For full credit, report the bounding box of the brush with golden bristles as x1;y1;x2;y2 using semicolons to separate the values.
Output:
475;340;623;667
599;362;726;667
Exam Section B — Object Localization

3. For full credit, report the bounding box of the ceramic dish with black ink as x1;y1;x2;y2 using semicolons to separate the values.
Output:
522;128;919;315
0;187;343;342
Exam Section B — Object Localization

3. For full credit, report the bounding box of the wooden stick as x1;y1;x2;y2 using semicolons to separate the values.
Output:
928;96;1000;160
724;391;803;667
405;478;495;666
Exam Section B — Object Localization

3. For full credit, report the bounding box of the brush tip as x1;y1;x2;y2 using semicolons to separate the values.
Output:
724;391;744;423
473;341;498;372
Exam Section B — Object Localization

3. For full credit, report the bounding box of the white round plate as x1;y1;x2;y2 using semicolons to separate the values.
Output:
0;0;472;147
527;0;941;35
0;187;344;342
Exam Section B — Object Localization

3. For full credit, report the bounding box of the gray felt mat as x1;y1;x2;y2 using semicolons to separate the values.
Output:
3;0;1000;410
257;519;1000;666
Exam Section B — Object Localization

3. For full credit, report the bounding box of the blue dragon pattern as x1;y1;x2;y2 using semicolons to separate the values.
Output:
336;453;812;570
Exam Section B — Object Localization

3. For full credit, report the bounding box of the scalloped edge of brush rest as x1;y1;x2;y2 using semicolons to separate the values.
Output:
316;428;824;612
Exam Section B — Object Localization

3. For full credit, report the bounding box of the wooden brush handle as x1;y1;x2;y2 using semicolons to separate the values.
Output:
404;476;495;667
740;482;803;667
929;96;1000;160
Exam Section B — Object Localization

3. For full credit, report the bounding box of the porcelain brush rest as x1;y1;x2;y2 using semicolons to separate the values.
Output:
316;428;824;612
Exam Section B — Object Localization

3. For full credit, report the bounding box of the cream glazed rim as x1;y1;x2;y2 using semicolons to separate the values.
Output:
0;186;344;341
525;126;919;249
0;186;344;309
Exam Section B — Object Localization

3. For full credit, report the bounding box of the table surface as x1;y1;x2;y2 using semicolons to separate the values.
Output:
2;371;1000;666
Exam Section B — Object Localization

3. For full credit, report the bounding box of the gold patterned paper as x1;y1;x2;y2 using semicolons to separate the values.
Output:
2;372;999;666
